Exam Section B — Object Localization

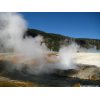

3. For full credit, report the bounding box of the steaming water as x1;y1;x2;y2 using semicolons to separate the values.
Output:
0;12;77;74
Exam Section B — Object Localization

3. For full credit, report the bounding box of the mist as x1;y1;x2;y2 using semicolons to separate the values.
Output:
58;43;78;70
0;12;79;74
79;47;100;53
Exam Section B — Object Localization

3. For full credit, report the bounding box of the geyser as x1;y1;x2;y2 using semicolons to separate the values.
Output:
58;43;78;70
0;12;79;74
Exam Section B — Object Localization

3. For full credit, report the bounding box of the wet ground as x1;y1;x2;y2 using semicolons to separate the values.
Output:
3;69;100;87
0;60;100;87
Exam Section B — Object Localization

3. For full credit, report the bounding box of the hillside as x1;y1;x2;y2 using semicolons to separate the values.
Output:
25;29;100;51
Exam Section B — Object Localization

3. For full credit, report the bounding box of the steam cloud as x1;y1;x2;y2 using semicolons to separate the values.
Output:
0;12;78;74
58;43;78;69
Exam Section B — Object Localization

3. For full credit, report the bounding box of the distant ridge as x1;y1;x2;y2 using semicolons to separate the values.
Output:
24;28;100;51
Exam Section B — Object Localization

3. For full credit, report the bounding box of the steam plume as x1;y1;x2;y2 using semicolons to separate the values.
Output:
0;12;78;74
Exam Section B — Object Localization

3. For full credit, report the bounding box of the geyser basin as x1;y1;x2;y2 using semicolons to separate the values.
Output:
75;53;100;67
0;52;100;67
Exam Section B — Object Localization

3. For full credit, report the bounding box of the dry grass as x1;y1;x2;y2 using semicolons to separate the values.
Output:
73;83;81;87
0;80;38;87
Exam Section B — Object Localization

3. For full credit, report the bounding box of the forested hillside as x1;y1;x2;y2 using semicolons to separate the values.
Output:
25;29;100;51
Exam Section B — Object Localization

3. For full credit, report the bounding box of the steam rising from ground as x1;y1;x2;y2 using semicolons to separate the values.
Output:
58;43;78;69
0;12;78;74
79;47;100;53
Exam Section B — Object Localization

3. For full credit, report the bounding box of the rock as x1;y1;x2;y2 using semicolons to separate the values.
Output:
69;65;100;80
